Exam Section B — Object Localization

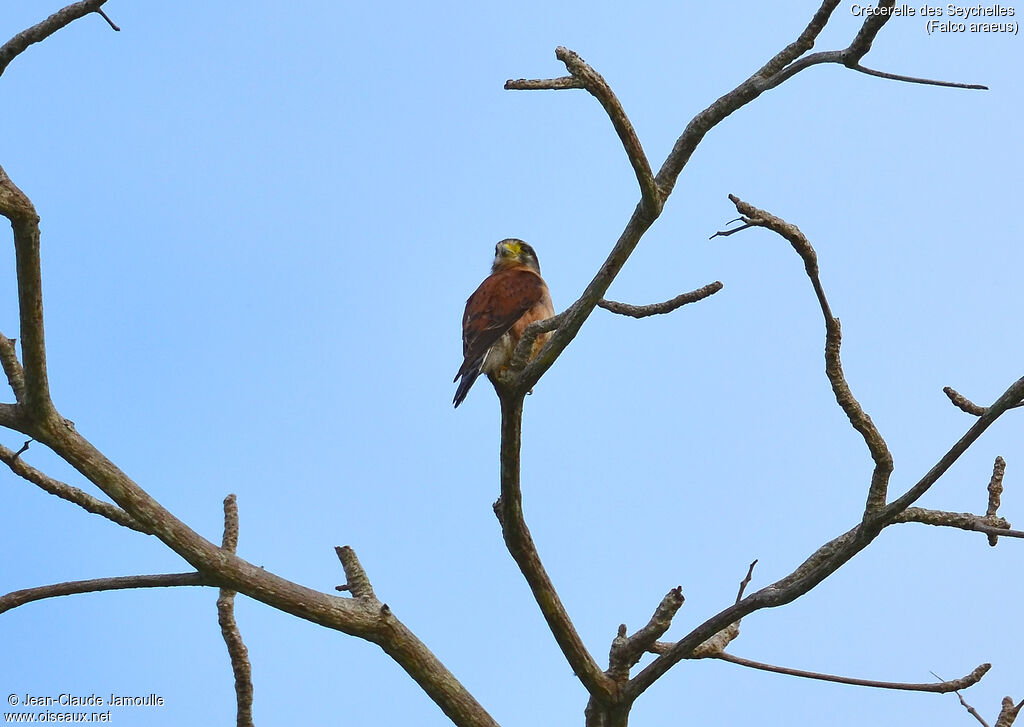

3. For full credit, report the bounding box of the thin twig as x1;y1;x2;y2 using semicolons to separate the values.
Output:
714;652;990;693
217;494;254;727
851;63;986;89
598;281;723;319
0;442;148;532
95;8;120;32
933;671;992;727
0;572;208;614
735;560;757;605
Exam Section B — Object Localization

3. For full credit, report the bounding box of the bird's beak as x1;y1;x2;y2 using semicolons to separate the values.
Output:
500;241;522;257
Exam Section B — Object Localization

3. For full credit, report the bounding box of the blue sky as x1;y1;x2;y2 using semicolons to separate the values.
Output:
2;2;1022;725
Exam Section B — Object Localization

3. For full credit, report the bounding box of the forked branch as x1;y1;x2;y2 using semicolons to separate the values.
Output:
508;47;660;216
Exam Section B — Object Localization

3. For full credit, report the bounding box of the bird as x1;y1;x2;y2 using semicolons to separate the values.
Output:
454;239;555;408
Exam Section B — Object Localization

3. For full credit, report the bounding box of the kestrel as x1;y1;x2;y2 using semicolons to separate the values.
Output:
453;239;555;407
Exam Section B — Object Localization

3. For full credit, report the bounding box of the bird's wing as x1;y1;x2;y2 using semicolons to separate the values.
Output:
455;268;546;381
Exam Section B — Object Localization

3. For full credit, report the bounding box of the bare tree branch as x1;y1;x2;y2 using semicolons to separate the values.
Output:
0;3;1006;726
607;587;684;682
894;507;1021;540
598;281;723;319
0;162;55;423
0;332;25;403
996;697;1024;727
882;377;1024;520
766;0;986;91
507;48;660;215
713;653;990;693
621;195;1024;703
95;8;120;32
494;395;615;701
505;76;583;91
0;12;501;725
217;494;254;727
849;63;986;90
986;456;1006;546
719;194;894;514
735;560;757;605
0;0;112;79
0;403;19;429
944;386;988;416
510;0;978;404
0;441;148;532
335;545;377;601
0;572;209;614
935;673;993;727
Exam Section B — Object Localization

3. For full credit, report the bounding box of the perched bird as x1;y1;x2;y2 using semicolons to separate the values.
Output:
453;239;555;408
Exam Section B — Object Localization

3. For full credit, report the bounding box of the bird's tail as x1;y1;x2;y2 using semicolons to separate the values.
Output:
453;366;482;408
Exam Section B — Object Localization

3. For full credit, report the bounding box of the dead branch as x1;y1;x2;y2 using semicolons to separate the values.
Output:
621;196;1024;703
217;494;254;727
607;587;684;682
714;653;989;693
0;9;500;726
95;8;119;32
335;545;378;602
598;281;723;319
494;395;615;701
935;673;992;727
735;560;757;605
0;572;209;614
0;441;148;532
510;0;972;404
505;76;583;91
945;386;988;416
882;377;1024;520
996;697;1024;727
0;162;54;423
986;457;1007;545
507;47;659;215
719;194;894;514
0;0;113;79
894;507;1021;540
0;332;25;402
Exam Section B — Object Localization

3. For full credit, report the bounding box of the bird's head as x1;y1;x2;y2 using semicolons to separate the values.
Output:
491;238;541;273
